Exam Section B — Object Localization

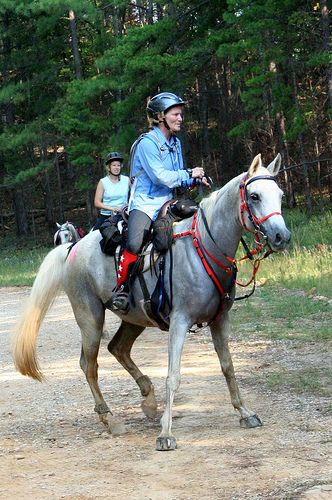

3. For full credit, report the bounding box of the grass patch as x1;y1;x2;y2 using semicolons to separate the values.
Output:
231;286;331;342
237;208;332;298
285;209;332;249
0;246;49;286
265;368;332;396
259;247;331;298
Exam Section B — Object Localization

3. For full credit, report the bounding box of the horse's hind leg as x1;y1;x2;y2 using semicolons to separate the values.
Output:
108;320;157;419
74;295;126;436
210;312;262;428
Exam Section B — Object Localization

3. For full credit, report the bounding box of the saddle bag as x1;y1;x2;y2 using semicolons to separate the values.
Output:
152;214;174;252
152;198;198;253
169;198;198;220
99;214;124;256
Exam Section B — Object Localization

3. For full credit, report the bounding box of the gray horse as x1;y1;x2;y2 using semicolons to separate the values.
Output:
53;221;83;246
13;154;291;450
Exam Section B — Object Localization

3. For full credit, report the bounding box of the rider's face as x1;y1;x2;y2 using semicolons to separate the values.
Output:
164;106;183;133
108;161;122;176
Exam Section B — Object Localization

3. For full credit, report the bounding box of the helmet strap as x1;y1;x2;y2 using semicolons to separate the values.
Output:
162;117;170;130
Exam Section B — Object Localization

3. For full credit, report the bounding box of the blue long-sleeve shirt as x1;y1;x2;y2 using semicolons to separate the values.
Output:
128;126;192;220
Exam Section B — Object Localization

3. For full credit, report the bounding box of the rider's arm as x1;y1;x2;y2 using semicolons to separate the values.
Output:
137;138;191;188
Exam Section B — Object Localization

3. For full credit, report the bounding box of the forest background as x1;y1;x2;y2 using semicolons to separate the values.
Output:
0;0;331;243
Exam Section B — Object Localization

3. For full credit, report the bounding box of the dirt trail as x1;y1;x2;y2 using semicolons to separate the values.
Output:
1;287;331;499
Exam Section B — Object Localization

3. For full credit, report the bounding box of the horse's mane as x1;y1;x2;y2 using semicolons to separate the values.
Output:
199;173;244;218
200;165;274;221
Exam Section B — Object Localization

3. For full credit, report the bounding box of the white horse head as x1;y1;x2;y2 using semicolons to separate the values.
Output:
54;221;81;246
240;153;290;251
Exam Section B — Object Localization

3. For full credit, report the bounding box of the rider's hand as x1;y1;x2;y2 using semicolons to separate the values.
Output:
191;167;205;179
199;176;211;188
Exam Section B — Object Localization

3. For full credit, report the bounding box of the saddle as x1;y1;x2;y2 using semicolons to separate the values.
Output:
100;199;198;330
99;199;197;256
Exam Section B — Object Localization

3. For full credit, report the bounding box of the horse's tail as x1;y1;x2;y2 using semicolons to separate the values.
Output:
12;245;69;382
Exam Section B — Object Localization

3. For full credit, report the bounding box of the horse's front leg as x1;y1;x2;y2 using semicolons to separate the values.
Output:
210;311;262;428
156;315;188;451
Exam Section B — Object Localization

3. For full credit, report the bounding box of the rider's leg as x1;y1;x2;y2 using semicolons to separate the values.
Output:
106;210;152;313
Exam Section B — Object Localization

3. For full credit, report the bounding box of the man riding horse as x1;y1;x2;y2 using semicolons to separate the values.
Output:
107;92;210;313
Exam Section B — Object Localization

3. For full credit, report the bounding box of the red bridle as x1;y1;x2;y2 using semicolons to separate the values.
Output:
239;174;281;233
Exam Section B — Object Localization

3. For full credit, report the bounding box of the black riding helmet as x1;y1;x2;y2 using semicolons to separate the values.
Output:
105;151;123;165
146;92;185;121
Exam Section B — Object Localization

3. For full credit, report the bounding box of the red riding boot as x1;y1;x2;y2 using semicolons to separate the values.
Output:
106;249;138;313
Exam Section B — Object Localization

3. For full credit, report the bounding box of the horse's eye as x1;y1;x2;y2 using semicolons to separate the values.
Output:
250;193;260;202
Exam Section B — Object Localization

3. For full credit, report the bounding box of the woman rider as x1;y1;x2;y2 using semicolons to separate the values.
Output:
93;152;130;231
107;92;207;313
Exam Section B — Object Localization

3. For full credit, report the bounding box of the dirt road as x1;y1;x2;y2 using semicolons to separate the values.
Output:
1;287;331;499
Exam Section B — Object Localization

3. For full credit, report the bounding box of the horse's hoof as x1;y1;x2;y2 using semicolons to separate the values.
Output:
101;414;127;436
240;414;263;428
156;436;177;451
141;390;158;419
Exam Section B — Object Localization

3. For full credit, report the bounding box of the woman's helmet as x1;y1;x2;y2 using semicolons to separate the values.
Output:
105;151;123;165
146;92;185;120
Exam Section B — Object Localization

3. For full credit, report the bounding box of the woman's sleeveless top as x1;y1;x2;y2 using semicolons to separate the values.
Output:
100;175;129;216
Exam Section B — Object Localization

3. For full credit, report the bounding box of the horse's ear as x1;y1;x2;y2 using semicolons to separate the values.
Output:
248;154;262;178
267;153;282;176
56;222;61;228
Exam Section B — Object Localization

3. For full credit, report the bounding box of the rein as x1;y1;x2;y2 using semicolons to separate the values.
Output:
173;174;281;322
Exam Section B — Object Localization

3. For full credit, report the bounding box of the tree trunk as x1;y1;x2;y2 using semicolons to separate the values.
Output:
55;153;64;221
69;10;83;80
1;13;15;126
12;187;28;237
156;3;163;21
320;0;332;109
197;76;210;168
43;171;54;229
86;189;95;227
291;71;313;213
275;111;296;208
86;163;97;226
147;0;154;24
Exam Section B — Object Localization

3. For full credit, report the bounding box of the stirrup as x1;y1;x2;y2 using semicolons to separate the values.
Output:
105;285;130;314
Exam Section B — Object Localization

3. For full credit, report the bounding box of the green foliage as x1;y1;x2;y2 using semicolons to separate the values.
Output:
0;0;330;238
15;161;49;183
227;120;252;138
